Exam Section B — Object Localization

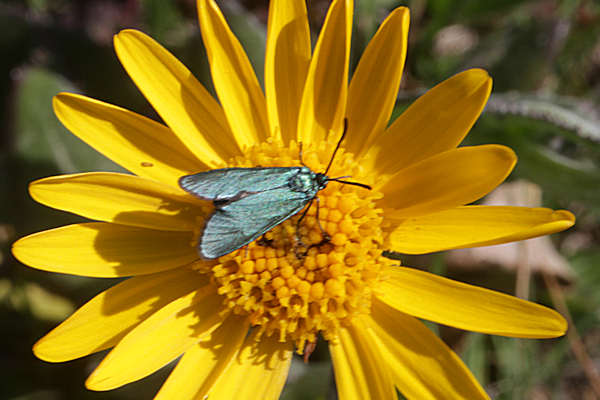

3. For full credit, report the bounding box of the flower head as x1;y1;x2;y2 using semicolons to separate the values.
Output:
13;0;575;399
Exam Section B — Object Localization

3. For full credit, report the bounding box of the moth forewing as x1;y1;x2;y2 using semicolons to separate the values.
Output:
199;186;311;259
178;167;304;201
179;167;324;259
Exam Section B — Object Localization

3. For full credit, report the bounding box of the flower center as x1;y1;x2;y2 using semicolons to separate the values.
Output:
205;138;392;351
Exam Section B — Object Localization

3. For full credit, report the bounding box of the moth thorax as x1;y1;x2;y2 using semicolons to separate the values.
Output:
289;168;321;194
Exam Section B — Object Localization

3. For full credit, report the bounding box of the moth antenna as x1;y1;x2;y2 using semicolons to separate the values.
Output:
324;118;348;175
329;178;372;190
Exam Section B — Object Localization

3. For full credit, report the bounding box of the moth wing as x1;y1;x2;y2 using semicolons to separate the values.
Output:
179;167;302;200
200;187;310;259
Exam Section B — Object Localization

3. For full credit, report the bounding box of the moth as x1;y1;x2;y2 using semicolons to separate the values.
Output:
179;120;370;259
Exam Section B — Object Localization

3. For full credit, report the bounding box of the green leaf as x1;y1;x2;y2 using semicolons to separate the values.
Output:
280;360;331;400
221;2;266;87
462;333;488;385
568;248;600;329
26;0;47;13
491;337;534;399
15;67;123;173
24;282;75;322
141;0;186;44
487;93;600;144
353;0;401;64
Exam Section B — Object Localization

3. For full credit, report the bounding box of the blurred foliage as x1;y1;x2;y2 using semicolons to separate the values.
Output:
2;0;600;399
15;67;122;173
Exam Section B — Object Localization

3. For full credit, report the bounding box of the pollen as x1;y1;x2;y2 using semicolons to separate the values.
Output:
208;138;394;352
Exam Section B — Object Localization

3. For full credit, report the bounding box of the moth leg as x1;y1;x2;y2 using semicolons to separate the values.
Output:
295;197;314;248
313;196;331;243
293;236;308;260
257;234;275;248
292;199;315;259
294;197;331;259
301;197;333;256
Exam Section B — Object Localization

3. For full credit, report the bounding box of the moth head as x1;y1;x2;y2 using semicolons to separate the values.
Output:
315;173;329;191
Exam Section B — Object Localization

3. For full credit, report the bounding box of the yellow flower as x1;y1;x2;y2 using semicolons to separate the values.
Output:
13;0;575;399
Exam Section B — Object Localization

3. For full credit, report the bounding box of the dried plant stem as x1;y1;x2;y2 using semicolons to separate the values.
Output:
543;272;600;399
515;240;531;299
515;183;539;300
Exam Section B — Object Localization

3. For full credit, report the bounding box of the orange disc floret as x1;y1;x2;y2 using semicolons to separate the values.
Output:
209;139;394;350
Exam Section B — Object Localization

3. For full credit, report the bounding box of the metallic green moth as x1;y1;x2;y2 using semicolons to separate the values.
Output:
178;122;370;259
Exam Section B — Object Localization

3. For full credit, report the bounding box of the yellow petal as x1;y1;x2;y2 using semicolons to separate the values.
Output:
53;93;200;187
378;145;516;217
86;287;225;391
113;29;238;166
155;315;249;400
33;268;208;362
364;69;492;175
367;299;490;400
329;319;396;400
208;330;293;400
198;0;269;147
12;223;197;277
264;0;311;143
377;266;567;338
388;205;575;254
29;172;208;231
345;7;410;156
297;0;352;144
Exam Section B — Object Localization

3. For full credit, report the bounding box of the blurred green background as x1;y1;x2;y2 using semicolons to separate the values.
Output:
2;0;599;399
